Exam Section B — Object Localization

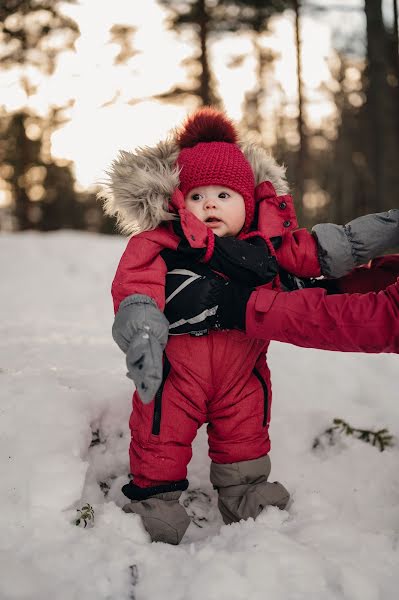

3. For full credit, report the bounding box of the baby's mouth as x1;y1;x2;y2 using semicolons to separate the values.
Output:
205;217;222;224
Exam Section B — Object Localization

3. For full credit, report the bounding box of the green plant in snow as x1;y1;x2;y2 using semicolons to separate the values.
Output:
75;503;95;527
313;418;394;452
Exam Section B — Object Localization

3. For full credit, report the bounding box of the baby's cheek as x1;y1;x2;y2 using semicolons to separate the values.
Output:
184;203;199;218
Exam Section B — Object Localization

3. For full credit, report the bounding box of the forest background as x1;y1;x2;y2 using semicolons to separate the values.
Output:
1;0;399;234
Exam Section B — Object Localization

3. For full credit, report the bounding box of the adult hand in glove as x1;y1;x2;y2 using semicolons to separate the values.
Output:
112;295;169;404
170;189;278;287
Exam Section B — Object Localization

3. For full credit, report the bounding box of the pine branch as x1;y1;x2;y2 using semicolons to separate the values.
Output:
75;503;95;528
313;418;394;452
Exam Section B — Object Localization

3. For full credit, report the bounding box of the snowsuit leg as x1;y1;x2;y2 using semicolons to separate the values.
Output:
207;351;290;523
207;351;271;464
124;350;209;544
128;354;208;487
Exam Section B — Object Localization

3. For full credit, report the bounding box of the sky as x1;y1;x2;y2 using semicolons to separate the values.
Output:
0;0;395;191
1;230;399;599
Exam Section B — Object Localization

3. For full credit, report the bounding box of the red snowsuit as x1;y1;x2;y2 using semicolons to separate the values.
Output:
112;180;395;488
112;182;348;487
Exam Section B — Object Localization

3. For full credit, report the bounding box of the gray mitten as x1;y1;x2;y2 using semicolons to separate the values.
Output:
313;209;399;278
112;294;169;404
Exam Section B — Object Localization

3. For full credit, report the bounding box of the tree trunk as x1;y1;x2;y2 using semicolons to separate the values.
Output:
198;0;212;105
293;0;307;201
12;114;33;230
364;0;399;211
242;32;263;135
393;0;399;83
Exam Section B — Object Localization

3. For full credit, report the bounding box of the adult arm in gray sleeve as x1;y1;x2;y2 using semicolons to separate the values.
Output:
112;294;169;404
312;209;399;278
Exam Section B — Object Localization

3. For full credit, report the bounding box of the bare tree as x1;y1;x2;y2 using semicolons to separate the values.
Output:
292;0;307;199
364;0;399;211
0;0;79;75
157;0;220;106
393;0;399;71
109;24;138;66
215;0;287;135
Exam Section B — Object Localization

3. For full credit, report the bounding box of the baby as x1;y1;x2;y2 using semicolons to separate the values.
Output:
103;108;399;544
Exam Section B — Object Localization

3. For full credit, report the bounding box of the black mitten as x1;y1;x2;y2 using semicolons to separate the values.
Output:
210;235;278;286
165;263;253;335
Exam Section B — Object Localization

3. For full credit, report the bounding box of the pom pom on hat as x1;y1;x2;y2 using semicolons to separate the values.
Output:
176;108;255;232
177;107;238;148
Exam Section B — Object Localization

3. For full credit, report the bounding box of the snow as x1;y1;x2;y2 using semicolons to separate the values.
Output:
1;231;398;600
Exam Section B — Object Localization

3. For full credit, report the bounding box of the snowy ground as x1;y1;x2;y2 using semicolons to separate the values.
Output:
1;231;399;600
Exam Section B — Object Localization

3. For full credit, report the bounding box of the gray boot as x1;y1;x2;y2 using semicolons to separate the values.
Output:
210;455;290;525
123;491;190;545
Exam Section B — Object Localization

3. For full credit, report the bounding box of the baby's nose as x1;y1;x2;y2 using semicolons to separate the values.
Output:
204;197;216;208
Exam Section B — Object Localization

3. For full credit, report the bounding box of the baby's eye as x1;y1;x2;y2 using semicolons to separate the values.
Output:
218;192;230;199
191;193;203;201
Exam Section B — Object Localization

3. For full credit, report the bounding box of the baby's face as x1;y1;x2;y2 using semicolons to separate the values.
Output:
184;185;246;237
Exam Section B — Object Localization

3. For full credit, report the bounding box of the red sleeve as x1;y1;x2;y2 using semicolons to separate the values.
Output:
336;255;399;294
111;235;168;314
246;280;399;354
275;229;321;278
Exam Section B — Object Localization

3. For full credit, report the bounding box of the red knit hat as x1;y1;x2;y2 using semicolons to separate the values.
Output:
176;107;255;232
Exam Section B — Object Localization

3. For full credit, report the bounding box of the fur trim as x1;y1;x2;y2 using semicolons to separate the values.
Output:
98;140;180;236
241;140;289;195
99;133;289;236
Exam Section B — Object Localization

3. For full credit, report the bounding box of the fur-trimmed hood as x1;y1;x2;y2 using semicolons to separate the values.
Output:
99;133;289;236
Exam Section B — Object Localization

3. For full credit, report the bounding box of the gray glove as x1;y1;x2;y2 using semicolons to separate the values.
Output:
112;294;169;404
313;209;399;278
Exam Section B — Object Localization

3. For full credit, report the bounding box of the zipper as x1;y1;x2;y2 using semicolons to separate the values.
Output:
253;367;269;427
151;355;171;436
